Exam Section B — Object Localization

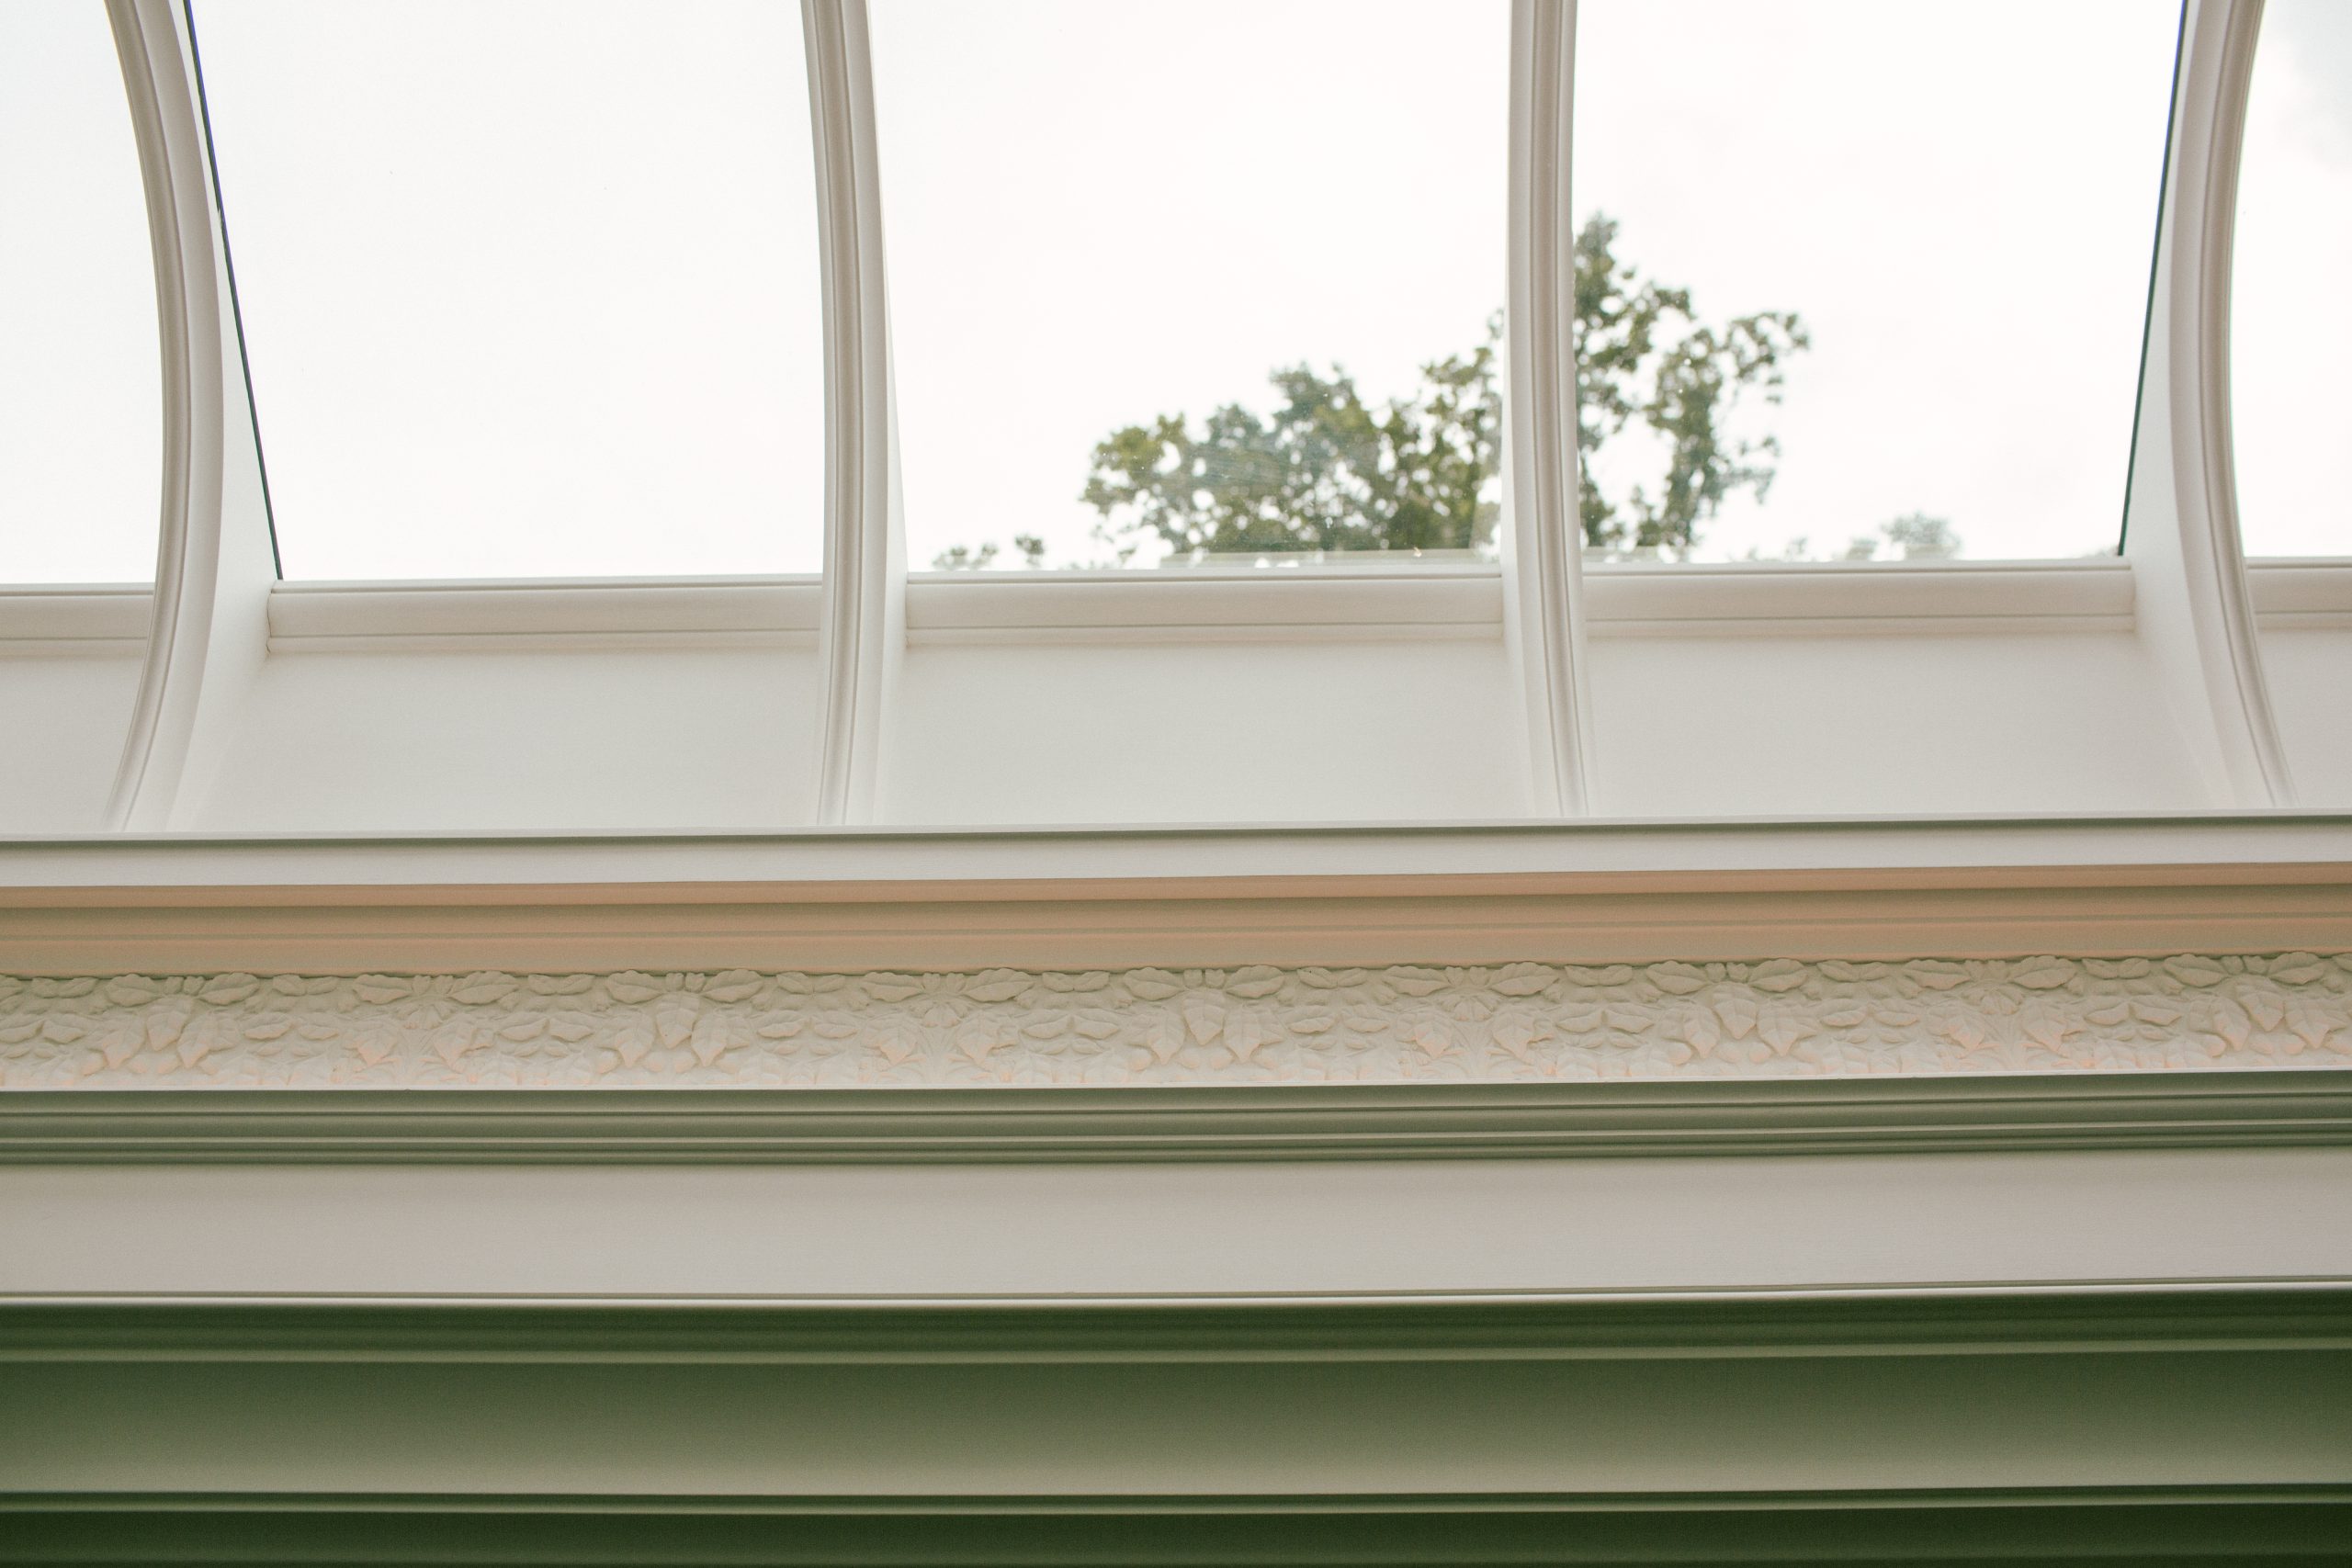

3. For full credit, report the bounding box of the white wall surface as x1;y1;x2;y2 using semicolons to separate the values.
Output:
182;648;825;831
1585;631;2210;818
2260;626;2352;807
0;656;141;833
887;638;1532;825
6;1148;2346;1298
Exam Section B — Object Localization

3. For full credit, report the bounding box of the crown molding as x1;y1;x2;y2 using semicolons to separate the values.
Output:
4;1070;2349;1164
5;953;2347;1092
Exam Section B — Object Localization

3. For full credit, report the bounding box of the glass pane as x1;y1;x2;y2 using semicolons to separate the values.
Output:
873;1;1508;570
0;2;161;583
1573;1;2177;563
2233;0;2352;558
191;1;825;579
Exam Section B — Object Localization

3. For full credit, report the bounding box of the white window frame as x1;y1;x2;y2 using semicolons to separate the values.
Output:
69;0;2302;834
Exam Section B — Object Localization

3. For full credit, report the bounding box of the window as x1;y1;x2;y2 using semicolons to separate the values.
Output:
191;0;827;580
1572;0;2179;564
2232;0;2351;559
872;0;1509;571
0;2;161;585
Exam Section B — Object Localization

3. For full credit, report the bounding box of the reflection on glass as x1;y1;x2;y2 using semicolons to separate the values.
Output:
1576;2;2177;563
0;4;161;584
2233;0;2351;558
873;1;1507;570
192;1;824;580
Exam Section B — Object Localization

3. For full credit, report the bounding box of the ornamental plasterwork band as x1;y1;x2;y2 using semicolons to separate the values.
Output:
4;954;2351;1089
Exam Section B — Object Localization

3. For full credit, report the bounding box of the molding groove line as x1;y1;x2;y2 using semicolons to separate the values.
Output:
6;952;2349;1090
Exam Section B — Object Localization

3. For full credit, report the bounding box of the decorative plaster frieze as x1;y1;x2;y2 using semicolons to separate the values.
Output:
4;954;2350;1089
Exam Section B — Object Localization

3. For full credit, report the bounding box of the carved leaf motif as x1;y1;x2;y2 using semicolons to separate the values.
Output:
605;972;666;1004
687;1016;730;1066
6;952;2347;1089
1124;969;1184;1001
702;970;763;1003
2010;957;2075;991
2287;998;2339;1050
1489;1016;1548;1061
1904;961;1968;990
1490;964;1558;997
1645;963;1708;996
1714;995;1759;1040
526;973;594;996
1384;966;1448;997
1756;1004;1812;1055
2206;999;2253;1051
451;973;516;1007
2165;955;2228;987
965;969;1032;1004
105;976;164;1008
2018;998;2072;1050
1224;1011;1268;1062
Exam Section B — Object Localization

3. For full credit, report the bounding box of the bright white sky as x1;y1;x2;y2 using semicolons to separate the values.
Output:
3;0;2328;583
2233;0;2352;558
0;3;159;583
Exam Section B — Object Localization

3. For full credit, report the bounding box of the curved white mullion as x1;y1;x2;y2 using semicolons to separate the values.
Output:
1501;0;1594;818
2125;0;2292;807
103;0;274;832
804;0;899;827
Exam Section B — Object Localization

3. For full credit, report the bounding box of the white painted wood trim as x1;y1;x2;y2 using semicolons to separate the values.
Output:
9;814;2349;891
101;1;220;829
148;559;2171;654
265;577;823;653
4;816;2349;974
805;0;898;825
1501;0;1593;816
100;1;277;833
0;589;153;657
1583;559;2136;637
2248;560;2352;630
62;557;2346;652
2125;0;2293;807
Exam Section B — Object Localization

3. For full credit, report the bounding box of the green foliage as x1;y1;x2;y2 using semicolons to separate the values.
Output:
931;532;1046;571
1571;215;1808;556
1758;512;1962;563
1871;513;1962;560
936;215;1962;568
1079;329;1501;562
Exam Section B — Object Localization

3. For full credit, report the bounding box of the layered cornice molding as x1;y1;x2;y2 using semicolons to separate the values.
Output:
6;952;2349;1090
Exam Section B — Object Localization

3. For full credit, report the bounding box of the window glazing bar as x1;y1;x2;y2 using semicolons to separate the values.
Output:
102;0;274;832
805;0;898;825
2125;0;2293;807
1503;0;1595;816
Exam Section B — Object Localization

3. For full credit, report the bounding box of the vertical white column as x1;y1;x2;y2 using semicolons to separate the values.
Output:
1501;0;1595;818
806;0;900;826
103;0;275;832
2125;0;2293;807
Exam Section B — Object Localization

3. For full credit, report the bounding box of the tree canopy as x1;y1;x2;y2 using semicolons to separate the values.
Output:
934;215;1956;568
